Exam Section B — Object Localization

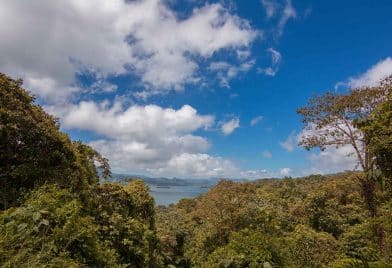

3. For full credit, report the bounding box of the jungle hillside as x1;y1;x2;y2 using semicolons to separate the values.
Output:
0;72;391;267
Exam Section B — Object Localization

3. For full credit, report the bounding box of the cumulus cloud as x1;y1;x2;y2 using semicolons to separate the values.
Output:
48;101;240;177
47;101;267;178
0;0;258;102
56;102;214;140
0;0;304;179
24;77;80;104
221;117;240;135
150;153;239;178
250;115;264;126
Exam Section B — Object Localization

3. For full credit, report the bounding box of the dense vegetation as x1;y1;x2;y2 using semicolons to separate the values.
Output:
0;73;160;267
0;72;391;267
156;174;391;267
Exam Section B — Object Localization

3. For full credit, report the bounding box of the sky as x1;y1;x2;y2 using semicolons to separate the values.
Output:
1;0;392;179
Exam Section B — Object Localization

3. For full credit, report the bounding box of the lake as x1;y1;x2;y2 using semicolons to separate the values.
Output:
148;184;210;206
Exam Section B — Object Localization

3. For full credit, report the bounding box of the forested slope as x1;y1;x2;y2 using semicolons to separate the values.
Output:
0;73;161;267
0;72;391;267
156;174;392;267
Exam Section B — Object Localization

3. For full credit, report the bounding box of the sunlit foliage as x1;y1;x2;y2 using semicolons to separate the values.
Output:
157;173;391;267
1;72;390;267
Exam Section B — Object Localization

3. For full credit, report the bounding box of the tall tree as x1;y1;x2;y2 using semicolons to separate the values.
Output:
0;73;109;209
297;76;391;257
297;78;389;172
356;78;392;192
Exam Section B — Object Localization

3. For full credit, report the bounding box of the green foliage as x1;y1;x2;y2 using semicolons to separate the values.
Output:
285;225;340;267
297;76;392;262
86;181;160;267
1;71;391;267
0;73;163;267
0;182;163;267
329;258;392;268
203;229;283;268
157;173;391;267
329;258;368;268
0;184;119;267
356;77;392;192
0;73;109;209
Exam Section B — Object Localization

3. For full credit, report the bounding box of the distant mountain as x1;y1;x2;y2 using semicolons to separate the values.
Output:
109;173;220;187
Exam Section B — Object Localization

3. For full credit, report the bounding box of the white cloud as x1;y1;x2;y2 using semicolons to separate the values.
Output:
250;115;264;126
209;60;255;87
299;122;363;149
260;0;296;38
268;48;282;65
262;150;272;158
298;122;363;175
240;169;268;178
305;145;359;175
280;131;297;152
57;102;214;139
348;57;392;88
47;101;267;178
257;67;277;76
221;117;240;135
280;167;291;176
277;0;296;37
150;153;239;178
24;77;80;104
0;0;258;102
317;57;392;174
261;0;280;19
47;102;220;176
150;154;272;179
257;48;281;76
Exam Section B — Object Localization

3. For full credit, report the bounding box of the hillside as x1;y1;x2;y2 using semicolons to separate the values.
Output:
0;73;391;267
110;173;219;187
155;173;392;267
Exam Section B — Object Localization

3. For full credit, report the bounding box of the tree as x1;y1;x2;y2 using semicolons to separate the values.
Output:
86;180;160;267
0;184;119;267
297;78;389;172
297;76;391;258
356;79;392;193
203;229;284;268
0;73;109;209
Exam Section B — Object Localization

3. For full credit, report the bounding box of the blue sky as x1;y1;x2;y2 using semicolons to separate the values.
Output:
1;0;392;178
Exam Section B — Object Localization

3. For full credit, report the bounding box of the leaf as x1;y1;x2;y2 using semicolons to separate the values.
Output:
17;223;28;233
5;220;15;227
32;212;41;222
39;219;49;227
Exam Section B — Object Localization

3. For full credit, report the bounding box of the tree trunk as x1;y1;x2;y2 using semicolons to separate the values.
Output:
358;174;388;259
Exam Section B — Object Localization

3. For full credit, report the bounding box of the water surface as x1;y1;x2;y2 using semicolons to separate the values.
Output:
148;185;210;206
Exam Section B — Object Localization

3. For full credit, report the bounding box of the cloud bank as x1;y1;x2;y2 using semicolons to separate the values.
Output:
0;0;258;101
